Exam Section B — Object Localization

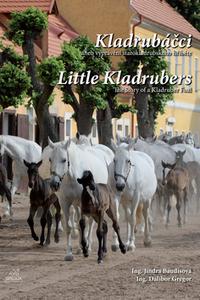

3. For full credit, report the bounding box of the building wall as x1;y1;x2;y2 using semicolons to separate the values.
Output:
134;26;200;137
56;0;132;68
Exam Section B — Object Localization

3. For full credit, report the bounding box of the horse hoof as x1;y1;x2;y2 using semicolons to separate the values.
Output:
33;236;39;241
111;245;119;252
76;248;82;255
45;240;50;246
39;242;44;246
120;245;127;254
84;252;89;258
58;222;64;232
64;255;74;261
103;251;107;258
178;223;182;228
127;245;135;252
71;229;79;240
144;240;152;247
98;259;103;264
54;236;59;243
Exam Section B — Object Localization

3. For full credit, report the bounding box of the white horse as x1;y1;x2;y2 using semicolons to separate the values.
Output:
0;135;42;216
48;138;114;261
111;141;157;251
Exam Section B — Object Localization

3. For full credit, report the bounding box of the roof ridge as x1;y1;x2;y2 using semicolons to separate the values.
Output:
130;0;200;41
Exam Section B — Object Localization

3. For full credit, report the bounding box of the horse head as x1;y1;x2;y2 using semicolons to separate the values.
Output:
175;150;186;163
48;137;71;192
24;160;42;188
112;141;134;192
77;170;96;191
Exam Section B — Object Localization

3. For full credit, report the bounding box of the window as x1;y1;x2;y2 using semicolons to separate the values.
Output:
182;56;185;76
188;56;192;76
175;56;179;76
117;124;122;131
195;58;199;92
167;52;171;73
66;119;71;137
135;125;138;137
125;125;129;137
92;123;97;138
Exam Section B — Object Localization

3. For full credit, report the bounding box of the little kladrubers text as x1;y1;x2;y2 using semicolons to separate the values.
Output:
57;33;193;87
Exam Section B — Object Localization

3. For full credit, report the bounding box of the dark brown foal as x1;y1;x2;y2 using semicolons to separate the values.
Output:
24;160;61;246
77;170;126;263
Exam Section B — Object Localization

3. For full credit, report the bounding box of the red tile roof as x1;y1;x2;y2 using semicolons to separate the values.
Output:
0;0;54;13
48;14;78;56
0;23;23;54
131;0;200;41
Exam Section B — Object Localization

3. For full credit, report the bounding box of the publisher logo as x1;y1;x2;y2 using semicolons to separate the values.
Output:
4;269;22;282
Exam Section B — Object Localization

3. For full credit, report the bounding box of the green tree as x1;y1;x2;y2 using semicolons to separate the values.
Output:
120;46;174;138
0;42;31;111
166;0;200;31
60;36;134;145
7;7;64;148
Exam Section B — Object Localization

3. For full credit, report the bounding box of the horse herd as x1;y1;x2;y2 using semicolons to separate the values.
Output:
0;133;199;263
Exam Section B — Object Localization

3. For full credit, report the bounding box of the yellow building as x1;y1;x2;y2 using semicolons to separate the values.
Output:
57;0;200;140
0;0;200;143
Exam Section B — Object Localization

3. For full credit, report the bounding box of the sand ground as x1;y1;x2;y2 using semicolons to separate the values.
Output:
0;195;200;300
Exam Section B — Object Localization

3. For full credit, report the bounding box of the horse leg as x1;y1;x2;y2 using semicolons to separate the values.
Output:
122;203;131;248
5;173;21;217
183;189;187;224
165;192;171;227
102;220;108;256
143;200;152;247
70;205;79;239
27;205;38;241
3;186;12;217
53;199;61;243
111;194;120;252
128;198;139;251
79;216;89;257
40;207;48;246
176;192;182;227
96;213;104;264
86;216;94;252
61;198;74;261
73;205;82;254
106;204;126;254
45;210;52;245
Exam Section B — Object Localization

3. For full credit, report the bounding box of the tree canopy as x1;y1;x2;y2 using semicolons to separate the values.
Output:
166;0;200;31
0;42;31;110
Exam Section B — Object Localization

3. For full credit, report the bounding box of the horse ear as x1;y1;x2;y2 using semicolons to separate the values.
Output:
77;178;82;184
76;132;80;140
153;135;157;142
161;160;167;169
24;160;30;168
36;160;43;168
181;150;186;156
127;140;135;151
166;162;176;169
48;137;55;149
111;139;117;152
116;133;121;145
64;138;71;149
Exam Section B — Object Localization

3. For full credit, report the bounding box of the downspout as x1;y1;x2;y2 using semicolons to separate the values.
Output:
130;14;142;137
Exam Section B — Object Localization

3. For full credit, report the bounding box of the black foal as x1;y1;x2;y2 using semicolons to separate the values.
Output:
24;160;61;246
